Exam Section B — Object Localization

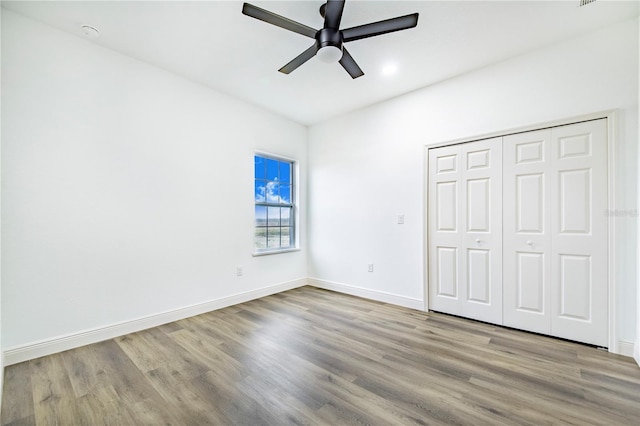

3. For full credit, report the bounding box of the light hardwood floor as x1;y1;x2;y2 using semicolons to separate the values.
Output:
2;286;640;425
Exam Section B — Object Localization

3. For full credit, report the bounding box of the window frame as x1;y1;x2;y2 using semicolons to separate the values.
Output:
253;152;298;256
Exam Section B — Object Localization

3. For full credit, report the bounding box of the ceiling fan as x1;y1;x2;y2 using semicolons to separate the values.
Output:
242;0;419;79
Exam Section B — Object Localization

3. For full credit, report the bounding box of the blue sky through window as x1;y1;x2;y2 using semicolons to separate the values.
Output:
254;155;292;204
254;155;294;250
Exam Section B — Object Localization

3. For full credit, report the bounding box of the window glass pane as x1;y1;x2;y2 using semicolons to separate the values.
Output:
279;184;291;204
281;207;291;226
281;227;291;247
266;158;279;181
255;228;267;249
254;154;295;252
265;182;279;203
267;207;280;226
279;162;291;183
255;205;267;227
254;156;266;179
267;227;281;248
254;180;266;203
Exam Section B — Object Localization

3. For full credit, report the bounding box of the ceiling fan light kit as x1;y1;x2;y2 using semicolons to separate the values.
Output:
317;46;343;63
242;0;419;79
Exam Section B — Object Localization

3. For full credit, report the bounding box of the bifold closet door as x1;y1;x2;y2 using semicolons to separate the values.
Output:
502;129;553;334
503;119;608;347
428;138;502;324
551;120;608;346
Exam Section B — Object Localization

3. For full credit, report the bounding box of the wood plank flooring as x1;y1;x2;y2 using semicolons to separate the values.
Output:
3;286;640;425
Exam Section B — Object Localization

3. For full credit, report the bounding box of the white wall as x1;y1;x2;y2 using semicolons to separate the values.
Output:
308;18;639;347
636;17;640;367
0;0;4;407
1;10;307;353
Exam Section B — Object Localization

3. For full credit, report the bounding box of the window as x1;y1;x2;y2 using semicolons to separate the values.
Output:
254;154;295;253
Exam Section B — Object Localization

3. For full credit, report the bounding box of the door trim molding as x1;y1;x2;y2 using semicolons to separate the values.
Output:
606;111;618;353
423;110;619;354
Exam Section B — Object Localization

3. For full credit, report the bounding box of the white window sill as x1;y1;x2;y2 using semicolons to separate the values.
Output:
252;248;300;257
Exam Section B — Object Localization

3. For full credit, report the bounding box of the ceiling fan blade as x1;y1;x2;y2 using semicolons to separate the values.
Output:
339;48;364;79
279;45;318;74
342;13;419;42
242;3;317;38
324;0;345;29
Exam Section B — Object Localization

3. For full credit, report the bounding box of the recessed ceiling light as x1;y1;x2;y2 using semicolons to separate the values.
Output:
81;25;100;39
382;63;398;76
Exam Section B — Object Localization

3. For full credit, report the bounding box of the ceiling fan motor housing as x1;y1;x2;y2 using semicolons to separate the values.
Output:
315;27;343;62
316;28;342;50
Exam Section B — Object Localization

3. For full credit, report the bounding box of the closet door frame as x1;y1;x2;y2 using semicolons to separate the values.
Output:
423;110;619;353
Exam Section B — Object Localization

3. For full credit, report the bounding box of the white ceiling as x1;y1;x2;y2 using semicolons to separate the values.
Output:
3;1;638;125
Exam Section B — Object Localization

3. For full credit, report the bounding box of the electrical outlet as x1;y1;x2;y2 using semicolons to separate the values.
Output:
368;264;374;272
236;267;243;276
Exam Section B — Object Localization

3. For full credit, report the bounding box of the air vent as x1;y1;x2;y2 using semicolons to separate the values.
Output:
579;0;597;7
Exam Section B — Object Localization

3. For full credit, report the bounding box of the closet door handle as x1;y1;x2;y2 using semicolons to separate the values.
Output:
475;238;481;244
526;240;533;246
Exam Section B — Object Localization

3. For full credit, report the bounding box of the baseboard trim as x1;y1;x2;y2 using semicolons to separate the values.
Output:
634;341;640;367
3;278;307;366
308;278;424;310
4;279;628;366
617;340;635;358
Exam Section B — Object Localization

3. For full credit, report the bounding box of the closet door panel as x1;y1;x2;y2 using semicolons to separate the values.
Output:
436;181;458;232
558;254;591;319
467;248;490;303
428;138;502;323
516;173;544;233
460;138;502;323
516;251;545;313
550;119;608;346
503;129;553;334
436;247;459;298
428;145;463;315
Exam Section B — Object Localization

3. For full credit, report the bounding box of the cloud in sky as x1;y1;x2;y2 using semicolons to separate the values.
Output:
255;178;291;204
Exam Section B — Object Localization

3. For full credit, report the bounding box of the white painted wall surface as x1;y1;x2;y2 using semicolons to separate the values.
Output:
636;16;640;366
1;10;307;350
308;18;639;344
0;1;4;407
